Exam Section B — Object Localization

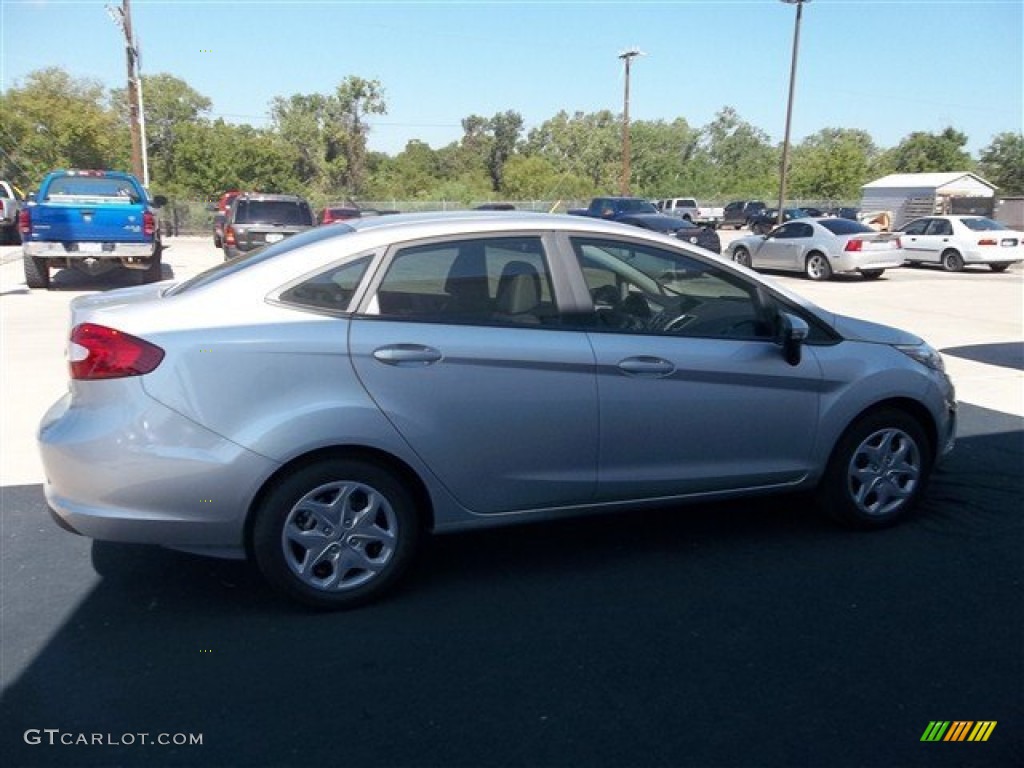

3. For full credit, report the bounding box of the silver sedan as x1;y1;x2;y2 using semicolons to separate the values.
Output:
39;212;956;608
728;217;905;280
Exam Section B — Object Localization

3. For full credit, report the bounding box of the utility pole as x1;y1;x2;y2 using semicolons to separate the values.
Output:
619;48;644;196
107;0;148;186
777;0;810;225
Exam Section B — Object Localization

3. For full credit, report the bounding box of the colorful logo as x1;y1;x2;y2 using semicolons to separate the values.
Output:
921;721;997;742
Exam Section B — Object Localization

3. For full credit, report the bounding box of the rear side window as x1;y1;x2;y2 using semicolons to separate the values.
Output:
234;200;313;226
960;217;1004;231
368;236;556;326
279;256;372;313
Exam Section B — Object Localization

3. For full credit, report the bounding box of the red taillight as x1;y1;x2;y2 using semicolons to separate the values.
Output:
978;238;998;246
844;239;864;252
143;210;155;236
69;323;164;380
224;225;236;246
18;208;30;236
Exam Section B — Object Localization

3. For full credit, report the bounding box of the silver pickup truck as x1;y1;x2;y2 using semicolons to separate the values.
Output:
0;180;24;244
654;197;724;228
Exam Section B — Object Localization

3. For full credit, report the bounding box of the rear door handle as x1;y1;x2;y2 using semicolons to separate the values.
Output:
617;356;675;377
372;344;443;366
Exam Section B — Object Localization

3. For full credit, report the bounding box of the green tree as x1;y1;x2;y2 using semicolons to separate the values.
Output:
111;73;212;193
526;110;619;193
787;128;878;201
977;132;1024;195
0;67;125;186
700;107;777;197
883;127;973;173
271;76;386;197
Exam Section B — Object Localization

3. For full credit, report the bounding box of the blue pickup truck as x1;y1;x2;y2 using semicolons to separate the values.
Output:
20;169;167;289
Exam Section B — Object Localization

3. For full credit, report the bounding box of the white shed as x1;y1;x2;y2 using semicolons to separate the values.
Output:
860;172;997;229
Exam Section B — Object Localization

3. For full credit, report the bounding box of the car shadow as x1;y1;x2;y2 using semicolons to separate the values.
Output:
43;263;176;291
1;403;1020;767
942;341;1024;371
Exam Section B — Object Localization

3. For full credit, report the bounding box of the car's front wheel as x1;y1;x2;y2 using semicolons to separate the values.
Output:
253;459;421;609
818;409;932;529
732;246;752;268
859;269;884;279
989;263;1010;273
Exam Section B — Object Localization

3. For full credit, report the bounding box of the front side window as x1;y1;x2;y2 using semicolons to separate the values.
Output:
772;222;807;239
369;237;556;326
570;237;773;339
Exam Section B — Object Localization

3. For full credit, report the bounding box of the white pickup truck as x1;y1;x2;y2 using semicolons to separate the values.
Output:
0;180;25;244
654;197;724;229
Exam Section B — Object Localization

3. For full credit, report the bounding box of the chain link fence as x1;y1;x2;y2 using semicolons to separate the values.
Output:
160;198;860;236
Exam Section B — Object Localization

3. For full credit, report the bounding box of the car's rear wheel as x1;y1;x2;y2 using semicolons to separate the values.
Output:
132;249;163;284
859;269;884;279
804;252;833;281
989;263;1010;273
818;409;932;529
732;246;752;268
941;249;964;272
253;459;420;609
23;254;49;289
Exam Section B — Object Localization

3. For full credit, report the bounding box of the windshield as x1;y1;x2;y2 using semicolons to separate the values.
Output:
960;217;1007;232
234;199;313;225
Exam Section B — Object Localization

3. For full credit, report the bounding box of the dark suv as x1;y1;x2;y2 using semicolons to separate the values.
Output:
722;200;767;230
223;193;315;260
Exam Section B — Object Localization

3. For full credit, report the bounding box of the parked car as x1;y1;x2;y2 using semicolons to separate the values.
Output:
222;193;315;260
474;203;516;211
898;216;1022;272
319;204;363;225
748;208;810;235
801;207;826;218
619;211;721;253
20;169;166;288
653;198;723;228
827;207;860;221
211;190;240;248
728;217;904;281
39;212;956;609
0;179;25;244
721;200;767;229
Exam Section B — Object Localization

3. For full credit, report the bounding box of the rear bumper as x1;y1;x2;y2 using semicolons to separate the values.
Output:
24;241;157;259
39;384;279;557
831;252;905;273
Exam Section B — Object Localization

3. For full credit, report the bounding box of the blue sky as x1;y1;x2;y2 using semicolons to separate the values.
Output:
2;0;1022;157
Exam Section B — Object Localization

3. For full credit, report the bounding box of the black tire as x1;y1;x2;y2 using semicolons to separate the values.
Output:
252;459;421;610
817;409;932;530
989;263;1010;273
941;249;964;272
130;248;163;285
3;223;21;245
733;246;752;268
859;269;884;280
804;252;833;281
213;233;222;248
23;254;50;289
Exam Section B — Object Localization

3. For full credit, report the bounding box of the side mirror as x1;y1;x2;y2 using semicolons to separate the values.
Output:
777;312;809;366
151;195;168;208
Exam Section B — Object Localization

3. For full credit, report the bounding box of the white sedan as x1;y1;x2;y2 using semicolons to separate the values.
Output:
727;217;905;281
898;216;1022;272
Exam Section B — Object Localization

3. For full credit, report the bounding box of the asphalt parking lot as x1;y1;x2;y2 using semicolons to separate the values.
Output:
0;234;1021;767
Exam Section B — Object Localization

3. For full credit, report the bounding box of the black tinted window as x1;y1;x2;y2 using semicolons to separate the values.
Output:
280;256;372;313
820;219;873;235
235;200;313;225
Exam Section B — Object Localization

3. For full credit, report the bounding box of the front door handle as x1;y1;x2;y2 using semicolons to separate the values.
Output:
617;356;675;377
372;344;443;366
